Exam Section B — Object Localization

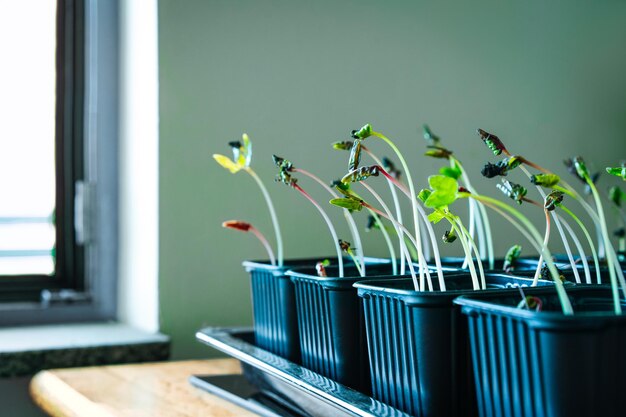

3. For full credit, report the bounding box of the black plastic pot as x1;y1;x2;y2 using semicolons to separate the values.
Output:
244;257;389;364
354;273;553;417
455;286;626;417
286;263;401;393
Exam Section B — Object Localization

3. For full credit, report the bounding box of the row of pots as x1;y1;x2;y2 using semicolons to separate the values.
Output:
243;257;626;417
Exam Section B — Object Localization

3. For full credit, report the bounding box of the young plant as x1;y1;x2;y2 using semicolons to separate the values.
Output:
349;124;427;284
419;175;485;290
503;244;522;274
339;239;363;277
330;184;421;289
477;130;593;284
213;134;284;266
333;140;411;272
606;163;626;181
222;220;276;266
423;125;495;269
272;155;366;274
273;155;345;277
456;189;574;314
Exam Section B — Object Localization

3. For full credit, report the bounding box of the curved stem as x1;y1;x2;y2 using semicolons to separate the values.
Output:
586;177;620;313
453;157;495;269
368;211;398;275
294;168;365;275
293;184;344;277
453;216;486;289
533;210;551;285
376;168;446;289
364;149;406;273
246;168;283;266
560;204;601;284
372;131;425;285
463;193;573;314
360;182;431;289
520;165;581;283
557;213;591;283
248;225;276;266
362;202;420;289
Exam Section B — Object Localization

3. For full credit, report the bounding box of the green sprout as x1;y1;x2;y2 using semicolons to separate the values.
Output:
531;173;561;188
606;164;626;181
544;190;564;212
477;128;507;156
213;134;284;266
339;239;363;276
481;156;522;178
426;125;495;270
420;175;485;290
503;244;522;274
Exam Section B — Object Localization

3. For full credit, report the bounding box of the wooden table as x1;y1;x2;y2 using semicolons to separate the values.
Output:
30;359;257;417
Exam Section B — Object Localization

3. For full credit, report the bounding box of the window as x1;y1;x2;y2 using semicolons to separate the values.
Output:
0;0;118;325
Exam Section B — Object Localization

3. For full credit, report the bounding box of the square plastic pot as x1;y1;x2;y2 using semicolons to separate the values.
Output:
354;273;553;417
455;286;626;417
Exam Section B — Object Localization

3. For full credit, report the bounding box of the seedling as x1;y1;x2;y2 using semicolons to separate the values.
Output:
424;125;494;270
503;244;522;274
222;220;276;266
606;163;626;181
274;155;345;277
213;134;284;265
316;259;330;277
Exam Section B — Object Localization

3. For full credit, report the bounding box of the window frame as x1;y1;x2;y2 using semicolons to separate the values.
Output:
0;0;119;325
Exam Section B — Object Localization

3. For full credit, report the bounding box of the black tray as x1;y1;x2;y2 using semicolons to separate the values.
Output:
193;327;411;417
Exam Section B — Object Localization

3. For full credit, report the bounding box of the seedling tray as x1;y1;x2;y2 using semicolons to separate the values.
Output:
194;327;410;417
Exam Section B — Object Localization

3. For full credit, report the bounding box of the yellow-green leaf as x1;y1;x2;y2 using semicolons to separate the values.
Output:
213;154;242;173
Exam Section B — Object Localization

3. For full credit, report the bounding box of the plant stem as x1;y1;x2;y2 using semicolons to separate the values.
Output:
363;148;407;273
557;212;591;283
246;168;283;266
247;225;276;266
372;131;425;285
363;202;420;289
559;204;601;284
452;217;487;290
586;176;620;313
360;183;430;288
452;157;495;269
463;193;574;315
376;167;447;288
533;210;551;285
294;168;365;275
520;165;582;283
293;184;344;277
368;210;398;275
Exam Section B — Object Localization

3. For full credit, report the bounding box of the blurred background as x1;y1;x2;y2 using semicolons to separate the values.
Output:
159;0;626;358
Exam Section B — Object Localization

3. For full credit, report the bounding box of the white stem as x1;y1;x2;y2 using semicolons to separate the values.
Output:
560;205;602;284
368;210;398;275
294;168;365;275
557;213;591;283
246;168;283;266
454;217;486;290
249;225;276;266
295;185;344;277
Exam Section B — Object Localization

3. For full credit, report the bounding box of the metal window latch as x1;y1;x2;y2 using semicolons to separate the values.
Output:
41;289;92;307
75;181;95;244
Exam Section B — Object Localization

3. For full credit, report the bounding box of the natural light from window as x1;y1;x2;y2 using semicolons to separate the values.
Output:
0;1;56;275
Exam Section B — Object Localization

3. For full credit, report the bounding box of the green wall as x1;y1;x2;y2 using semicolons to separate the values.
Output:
159;0;626;359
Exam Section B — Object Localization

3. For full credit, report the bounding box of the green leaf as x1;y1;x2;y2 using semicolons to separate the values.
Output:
429;175;458;193
418;189;431;203
439;165;461;179
427;210;446;224
213;154;242;173
330;198;363;211
607;166;626;181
